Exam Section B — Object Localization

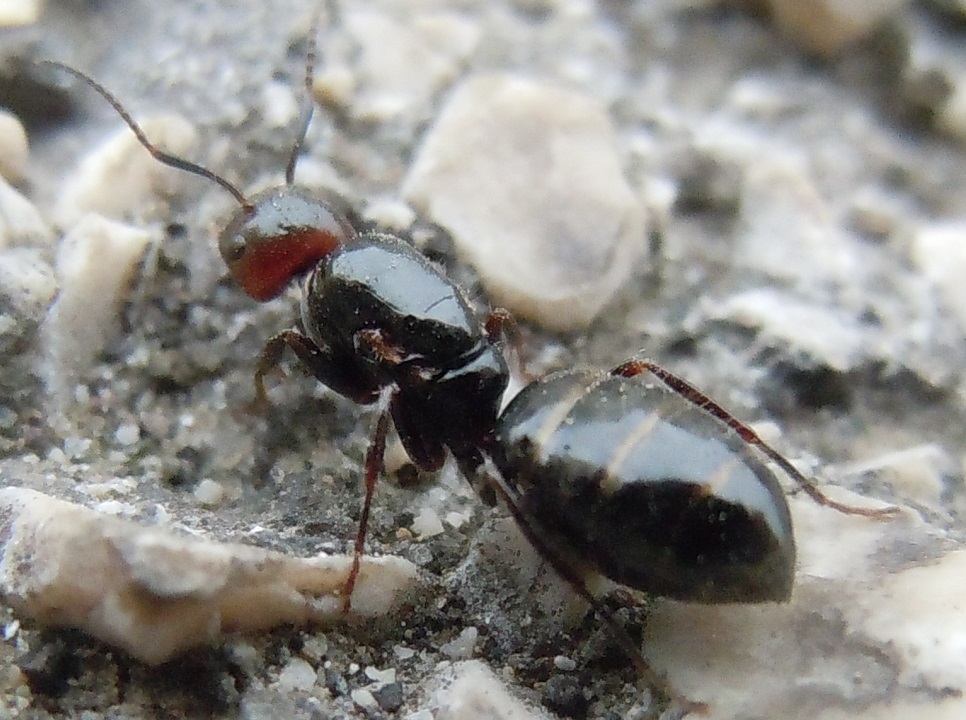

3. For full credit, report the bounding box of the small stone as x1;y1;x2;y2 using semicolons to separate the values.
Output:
0;0;40;26
736;156;859;286
301;635;329;662
114;422;141;446
260;81;299;130
0;177;54;249
324;667;349;697
393;644;415;661
411;507;444;538
702;288;870;372
54;115;197;228
847;186;904;239
0;487;418;665
857;549;966;691
0;110;29;183
323;7;480;122
428;661;552;720
193;479;226;507
373;682;405;713
910;221;966;334
363;197;416;234
350;688;378;711
439;627;478;661
45;214;158;391
765;0;909;58
841;444;954;512
277;658;318;692
553;655;577;672
404;74;646;332
364;666;396;685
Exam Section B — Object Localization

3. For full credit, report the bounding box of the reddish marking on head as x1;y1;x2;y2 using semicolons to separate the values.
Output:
228;228;343;301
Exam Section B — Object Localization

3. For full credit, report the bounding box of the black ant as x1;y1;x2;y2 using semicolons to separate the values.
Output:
41;23;898;717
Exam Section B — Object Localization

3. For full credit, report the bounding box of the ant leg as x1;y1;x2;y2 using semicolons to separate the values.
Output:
342;387;393;613
612;359;899;518
253;328;379;408
477;457;708;718
484;308;534;383
252;330;307;411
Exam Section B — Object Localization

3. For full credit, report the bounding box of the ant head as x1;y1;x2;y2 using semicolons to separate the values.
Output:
38;61;358;303
219;186;357;301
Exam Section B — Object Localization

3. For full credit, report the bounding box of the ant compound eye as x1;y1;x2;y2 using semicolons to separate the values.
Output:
219;230;247;264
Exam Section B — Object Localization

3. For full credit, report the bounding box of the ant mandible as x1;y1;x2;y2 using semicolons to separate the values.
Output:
41;17;898;717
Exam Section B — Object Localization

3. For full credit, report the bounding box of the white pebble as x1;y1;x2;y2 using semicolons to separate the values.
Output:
277;658;318;692
0;110;29;183
45;215;157;395
439;626;478;660
114;423;141;446
411;507;445;538
351;688;378;710
0;178;53;249
364;666;397;684
553;655;577;672
193;479;226;507
404;74;645;332
0;0;40;26
393;644;416;661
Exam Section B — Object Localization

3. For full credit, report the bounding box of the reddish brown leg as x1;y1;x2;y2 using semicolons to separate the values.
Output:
612;359;899;518
478;458;708;718
250;330;309;411
341;387;394;613
485;308;535;383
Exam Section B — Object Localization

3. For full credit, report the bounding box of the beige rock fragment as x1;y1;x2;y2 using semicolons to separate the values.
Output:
0;0;41;26
314;7;480;122
45;214;157;390
404;74;645;332
911;221;966;334
856;549;966;692
0;178;54;249
428;661;553;720
0;110;29;184
0;487;418;665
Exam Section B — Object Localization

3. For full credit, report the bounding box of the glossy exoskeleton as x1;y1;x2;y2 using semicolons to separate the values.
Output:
490;364;795;605
44;44;896;716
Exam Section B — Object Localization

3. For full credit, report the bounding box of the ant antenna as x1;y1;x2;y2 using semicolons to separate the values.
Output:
285;1;333;185
39;60;254;213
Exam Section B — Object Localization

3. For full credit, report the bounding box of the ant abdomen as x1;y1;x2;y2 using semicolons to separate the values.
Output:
492;366;796;604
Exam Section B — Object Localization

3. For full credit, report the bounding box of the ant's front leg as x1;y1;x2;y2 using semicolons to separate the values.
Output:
252;327;393;613
253;328;379;409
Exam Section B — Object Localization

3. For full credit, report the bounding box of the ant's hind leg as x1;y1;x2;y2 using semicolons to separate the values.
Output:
612;359;900;519
477;458;708;718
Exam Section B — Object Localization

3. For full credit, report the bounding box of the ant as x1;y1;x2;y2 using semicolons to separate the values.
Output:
41;20;898;717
